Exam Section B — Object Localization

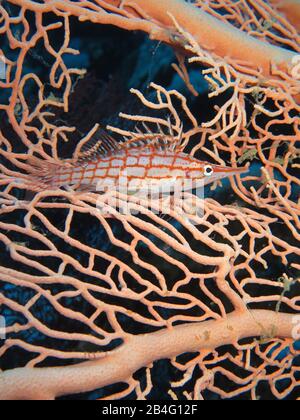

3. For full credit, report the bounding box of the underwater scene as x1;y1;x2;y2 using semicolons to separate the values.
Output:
0;0;299;402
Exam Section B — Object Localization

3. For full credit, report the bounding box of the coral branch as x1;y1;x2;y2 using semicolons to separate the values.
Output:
0;310;295;400
0;0;299;401
270;0;300;31
8;0;298;78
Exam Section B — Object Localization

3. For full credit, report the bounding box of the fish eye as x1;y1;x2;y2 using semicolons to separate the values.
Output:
204;165;214;177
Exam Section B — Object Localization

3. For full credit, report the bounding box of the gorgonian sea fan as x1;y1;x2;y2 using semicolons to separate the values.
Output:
0;0;299;400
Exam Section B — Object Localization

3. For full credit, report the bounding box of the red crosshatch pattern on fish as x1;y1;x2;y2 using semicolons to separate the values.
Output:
23;129;248;196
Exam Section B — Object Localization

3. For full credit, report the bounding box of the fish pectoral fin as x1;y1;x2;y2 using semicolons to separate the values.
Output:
127;189;142;196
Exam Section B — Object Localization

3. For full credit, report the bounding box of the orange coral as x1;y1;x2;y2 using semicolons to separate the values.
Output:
269;0;300;31
0;0;299;400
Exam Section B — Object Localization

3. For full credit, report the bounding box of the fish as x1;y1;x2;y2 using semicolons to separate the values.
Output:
22;129;248;194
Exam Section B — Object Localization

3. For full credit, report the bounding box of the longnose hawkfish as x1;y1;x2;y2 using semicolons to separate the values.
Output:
23;129;248;194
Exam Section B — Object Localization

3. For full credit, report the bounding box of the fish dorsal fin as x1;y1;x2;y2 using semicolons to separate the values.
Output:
76;129;122;163
121;123;184;153
122;135;178;152
75;124;184;164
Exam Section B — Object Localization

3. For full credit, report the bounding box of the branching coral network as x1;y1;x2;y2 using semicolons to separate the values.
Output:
0;0;299;400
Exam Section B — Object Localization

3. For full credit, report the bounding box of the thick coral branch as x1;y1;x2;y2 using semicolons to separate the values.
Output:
0;310;295;400
270;0;300;31
8;0;297;78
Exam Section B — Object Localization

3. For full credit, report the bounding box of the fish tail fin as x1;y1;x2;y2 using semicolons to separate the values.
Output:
23;156;63;192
